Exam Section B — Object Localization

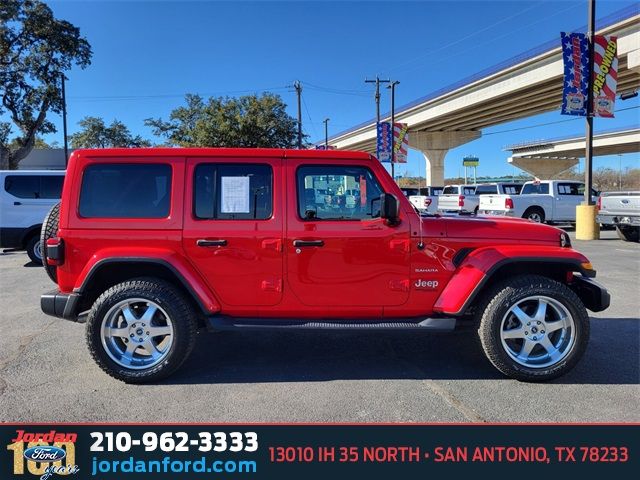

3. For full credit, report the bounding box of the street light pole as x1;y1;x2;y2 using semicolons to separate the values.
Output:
584;0;596;205
61;73;69;166
323;118;329;148
388;80;400;180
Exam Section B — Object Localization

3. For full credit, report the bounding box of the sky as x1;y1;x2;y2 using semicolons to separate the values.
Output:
28;0;640;178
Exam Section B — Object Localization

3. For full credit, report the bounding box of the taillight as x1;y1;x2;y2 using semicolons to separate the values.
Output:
46;237;64;266
505;198;514;209
458;195;465;207
425;198;432;207
596;196;602;211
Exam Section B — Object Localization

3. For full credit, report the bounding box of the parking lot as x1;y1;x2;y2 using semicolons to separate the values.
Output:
0;229;638;423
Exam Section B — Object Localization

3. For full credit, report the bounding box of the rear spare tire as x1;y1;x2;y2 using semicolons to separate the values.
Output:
41;202;60;283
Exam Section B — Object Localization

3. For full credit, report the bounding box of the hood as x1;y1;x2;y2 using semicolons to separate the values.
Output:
439;215;565;244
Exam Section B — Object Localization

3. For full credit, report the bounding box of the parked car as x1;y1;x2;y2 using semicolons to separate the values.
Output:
479;180;598;223
437;184;478;214
40;148;608;383
408;186;444;214
0;170;65;264
474;182;523;196
597;191;640;242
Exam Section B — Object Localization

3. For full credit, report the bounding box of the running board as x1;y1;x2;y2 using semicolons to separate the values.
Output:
206;316;456;332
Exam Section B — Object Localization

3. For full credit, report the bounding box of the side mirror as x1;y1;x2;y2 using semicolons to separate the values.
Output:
379;193;400;224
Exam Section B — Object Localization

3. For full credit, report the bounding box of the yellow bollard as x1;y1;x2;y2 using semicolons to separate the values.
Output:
575;204;600;240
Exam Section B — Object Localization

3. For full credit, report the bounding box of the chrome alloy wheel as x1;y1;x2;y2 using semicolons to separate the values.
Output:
100;298;174;370
500;296;576;369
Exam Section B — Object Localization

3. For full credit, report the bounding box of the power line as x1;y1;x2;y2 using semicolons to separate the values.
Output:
384;1;545;75
301;94;319;139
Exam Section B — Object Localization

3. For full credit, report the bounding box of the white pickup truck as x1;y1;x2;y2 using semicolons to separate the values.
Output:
597;191;640;242
479;180;598;223
438;183;523;214
437;184;479;214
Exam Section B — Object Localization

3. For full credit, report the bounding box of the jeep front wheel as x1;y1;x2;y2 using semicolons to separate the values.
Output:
478;274;589;382
86;278;197;383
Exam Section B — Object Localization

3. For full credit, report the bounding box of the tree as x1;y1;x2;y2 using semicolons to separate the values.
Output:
145;93;303;148
69;116;151;148
0;0;92;169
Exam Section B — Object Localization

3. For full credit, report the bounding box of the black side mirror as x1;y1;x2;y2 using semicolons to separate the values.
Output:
379;193;400;224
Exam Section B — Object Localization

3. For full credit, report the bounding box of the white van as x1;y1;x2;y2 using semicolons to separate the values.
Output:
0;170;65;264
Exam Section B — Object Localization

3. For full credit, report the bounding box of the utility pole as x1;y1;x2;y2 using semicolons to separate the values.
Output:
323;118;329;148
584;0;595;205
61;73;69;166
365;76;390;124
293;80;302;149
388;80;400;180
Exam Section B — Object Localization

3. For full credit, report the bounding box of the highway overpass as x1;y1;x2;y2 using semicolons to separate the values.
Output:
326;6;640;186
505;127;640;177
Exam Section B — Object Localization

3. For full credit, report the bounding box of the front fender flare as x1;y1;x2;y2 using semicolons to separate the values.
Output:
433;245;592;315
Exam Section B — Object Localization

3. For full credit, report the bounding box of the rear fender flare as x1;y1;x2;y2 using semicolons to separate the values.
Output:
75;253;221;315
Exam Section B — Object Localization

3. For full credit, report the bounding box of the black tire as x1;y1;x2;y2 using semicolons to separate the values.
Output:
477;274;589;382
616;225;639;242
86;278;198;383
522;207;545;223
26;235;42;264
41;202;60;283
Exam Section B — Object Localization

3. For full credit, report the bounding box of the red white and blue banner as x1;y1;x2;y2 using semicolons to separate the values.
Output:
393;123;409;163
592;35;618;118
561;32;590;116
377;122;392;162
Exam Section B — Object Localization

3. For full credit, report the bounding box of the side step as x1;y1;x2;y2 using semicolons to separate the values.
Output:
206;316;456;332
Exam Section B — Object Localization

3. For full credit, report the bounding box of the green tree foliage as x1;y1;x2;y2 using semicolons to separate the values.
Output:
0;0;92;169
145;93;303;148
69;116;151;148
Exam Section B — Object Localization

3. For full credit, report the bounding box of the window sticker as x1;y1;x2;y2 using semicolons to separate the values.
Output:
221;176;250;213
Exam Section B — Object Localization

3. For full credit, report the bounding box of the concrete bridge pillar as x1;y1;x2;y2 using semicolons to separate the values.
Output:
409;131;481;186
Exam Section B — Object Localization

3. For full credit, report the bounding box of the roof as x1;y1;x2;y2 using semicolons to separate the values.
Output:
71;147;374;161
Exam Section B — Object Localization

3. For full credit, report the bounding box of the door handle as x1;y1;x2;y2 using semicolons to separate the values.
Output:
13;201;21;206
197;239;227;247
293;239;324;247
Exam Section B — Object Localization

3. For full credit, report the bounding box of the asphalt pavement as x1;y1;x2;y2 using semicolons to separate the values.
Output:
0;229;638;423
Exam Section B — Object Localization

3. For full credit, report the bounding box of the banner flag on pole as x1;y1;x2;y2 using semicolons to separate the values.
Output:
393;123;409;163
560;32;590;116
592;35;618;118
376;122;392;162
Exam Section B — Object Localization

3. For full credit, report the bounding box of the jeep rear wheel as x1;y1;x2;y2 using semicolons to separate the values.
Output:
477;274;589;382
86;278;197;383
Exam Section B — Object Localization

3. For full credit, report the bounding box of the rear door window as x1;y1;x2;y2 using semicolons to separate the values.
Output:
194;163;273;220
79;164;172;218
558;183;581;195
463;186;477;195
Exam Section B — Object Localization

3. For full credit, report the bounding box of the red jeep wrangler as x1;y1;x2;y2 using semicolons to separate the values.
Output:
40;148;609;383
